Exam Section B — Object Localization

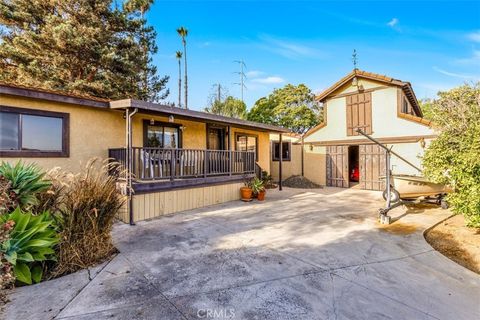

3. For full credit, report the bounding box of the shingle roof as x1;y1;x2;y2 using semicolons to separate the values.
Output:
0;81;110;102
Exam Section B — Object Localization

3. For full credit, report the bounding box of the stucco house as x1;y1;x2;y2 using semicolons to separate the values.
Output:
270;69;436;191
0;83;288;223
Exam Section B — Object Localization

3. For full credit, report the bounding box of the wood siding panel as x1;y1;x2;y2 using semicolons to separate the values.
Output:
346;92;372;136
326;145;348;188
359;144;386;191
127;182;243;223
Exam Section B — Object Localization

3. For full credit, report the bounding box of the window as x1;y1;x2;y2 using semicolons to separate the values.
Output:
235;133;258;160
0;106;69;157
143;120;181;148
272;141;291;161
402;98;409;114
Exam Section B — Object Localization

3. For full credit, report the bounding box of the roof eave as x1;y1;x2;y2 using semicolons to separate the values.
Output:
110;99;290;133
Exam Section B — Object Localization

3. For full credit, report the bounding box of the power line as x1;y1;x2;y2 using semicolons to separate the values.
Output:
233;60;247;103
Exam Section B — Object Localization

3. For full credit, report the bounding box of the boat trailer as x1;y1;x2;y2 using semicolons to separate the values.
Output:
355;129;450;224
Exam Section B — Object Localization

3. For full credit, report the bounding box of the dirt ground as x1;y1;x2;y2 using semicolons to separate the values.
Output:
282;175;322;188
425;214;480;274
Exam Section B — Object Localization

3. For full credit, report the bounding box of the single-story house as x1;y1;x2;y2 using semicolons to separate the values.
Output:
270;69;436;191
0;83;289;223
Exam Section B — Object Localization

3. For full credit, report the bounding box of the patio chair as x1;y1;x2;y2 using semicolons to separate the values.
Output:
140;150;162;179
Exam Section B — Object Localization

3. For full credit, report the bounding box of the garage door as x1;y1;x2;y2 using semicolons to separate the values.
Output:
326;145;349;188
359;145;386;191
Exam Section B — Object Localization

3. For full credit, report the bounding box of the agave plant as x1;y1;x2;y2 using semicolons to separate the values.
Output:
249;177;265;195
1;208;58;285
0;162;51;210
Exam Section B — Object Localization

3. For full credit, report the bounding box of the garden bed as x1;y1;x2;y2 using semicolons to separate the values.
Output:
425;215;480;274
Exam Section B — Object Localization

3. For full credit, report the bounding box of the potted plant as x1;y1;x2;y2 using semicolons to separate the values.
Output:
250;177;266;201
240;176;253;202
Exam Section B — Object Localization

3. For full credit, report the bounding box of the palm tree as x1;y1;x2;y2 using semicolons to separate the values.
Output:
176;26;188;109
175;51;183;108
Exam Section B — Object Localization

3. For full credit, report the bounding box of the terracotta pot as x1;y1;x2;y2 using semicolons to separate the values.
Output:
257;190;266;201
240;187;253;202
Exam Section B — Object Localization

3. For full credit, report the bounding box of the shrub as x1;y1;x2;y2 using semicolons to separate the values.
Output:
1;220;15;304
0;176;14;215
0;162;51;211
52;159;125;276
422;83;480;227
250;177;265;195
30;168;68;215
0;208;58;285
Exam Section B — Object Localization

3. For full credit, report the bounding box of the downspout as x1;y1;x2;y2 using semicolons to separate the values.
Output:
279;133;283;191
126;107;138;226
301;134;305;177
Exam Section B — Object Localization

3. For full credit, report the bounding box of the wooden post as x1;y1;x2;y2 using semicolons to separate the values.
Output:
227;125;232;176
170;149;175;181
204;150;208;178
279;133;283;191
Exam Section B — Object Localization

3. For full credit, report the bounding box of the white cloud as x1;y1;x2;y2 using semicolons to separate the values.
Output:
455;50;480;66
433;66;479;80
246;70;264;78
251;76;285;84
467;30;480;42
258;34;327;60
387;18;399;28
199;41;211;48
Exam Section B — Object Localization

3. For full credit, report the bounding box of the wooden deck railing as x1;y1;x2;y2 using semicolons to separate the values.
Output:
108;147;255;181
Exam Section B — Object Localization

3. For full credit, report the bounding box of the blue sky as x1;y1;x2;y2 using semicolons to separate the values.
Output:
147;1;480;111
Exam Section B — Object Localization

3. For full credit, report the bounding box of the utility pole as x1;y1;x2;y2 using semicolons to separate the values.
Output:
233;60;247;103
216;83;222;102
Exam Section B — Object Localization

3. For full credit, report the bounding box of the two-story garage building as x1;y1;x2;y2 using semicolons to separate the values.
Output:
270;69;436;191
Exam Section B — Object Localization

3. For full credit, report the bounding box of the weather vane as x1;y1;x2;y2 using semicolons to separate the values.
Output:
352;49;358;70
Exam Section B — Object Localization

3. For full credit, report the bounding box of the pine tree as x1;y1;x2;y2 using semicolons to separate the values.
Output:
0;0;169;101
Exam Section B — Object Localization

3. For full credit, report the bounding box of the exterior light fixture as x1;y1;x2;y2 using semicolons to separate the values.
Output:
420;138;426;149
180;126;186;131
352;76;358;87
168;115;175;123
150;118;155;125
309;144;314;151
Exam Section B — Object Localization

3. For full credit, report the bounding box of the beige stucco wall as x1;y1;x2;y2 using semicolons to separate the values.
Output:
1;94;272;175
1;94;125;173
231;127;270;174
131;115;207;149
304;82;435;144
300;80;436;183
270;143;302;181
303;145;327;186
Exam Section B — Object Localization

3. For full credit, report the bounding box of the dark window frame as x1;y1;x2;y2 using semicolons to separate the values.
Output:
234;132;258;161
0;106;69;158
142;120;183;148
271;141;291;161
402;97;409;114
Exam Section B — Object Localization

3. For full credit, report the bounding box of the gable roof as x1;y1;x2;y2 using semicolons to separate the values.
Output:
316;69;422;117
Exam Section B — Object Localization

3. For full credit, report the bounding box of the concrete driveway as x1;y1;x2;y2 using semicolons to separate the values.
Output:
5;188;480;320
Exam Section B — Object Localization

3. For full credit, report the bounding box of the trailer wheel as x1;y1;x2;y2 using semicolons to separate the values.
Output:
440;198;449;209
382;188;400;203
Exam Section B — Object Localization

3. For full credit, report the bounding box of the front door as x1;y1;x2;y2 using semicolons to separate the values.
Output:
326;145;349;188
207;127;225;150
